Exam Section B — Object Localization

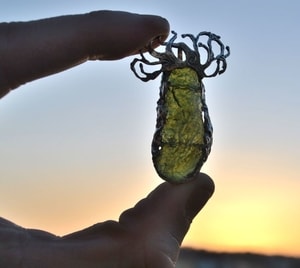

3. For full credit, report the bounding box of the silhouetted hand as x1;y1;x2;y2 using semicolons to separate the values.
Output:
0;11;215;267
0;173;214;268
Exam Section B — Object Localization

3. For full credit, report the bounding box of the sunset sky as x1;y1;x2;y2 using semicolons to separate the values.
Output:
1;0;300;257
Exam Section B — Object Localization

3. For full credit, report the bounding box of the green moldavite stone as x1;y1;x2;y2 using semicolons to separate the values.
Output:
153;67;205;183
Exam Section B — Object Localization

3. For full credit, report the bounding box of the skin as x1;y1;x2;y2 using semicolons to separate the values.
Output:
0;11;215;267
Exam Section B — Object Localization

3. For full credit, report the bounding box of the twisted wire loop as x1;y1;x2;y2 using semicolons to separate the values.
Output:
130;30;230;82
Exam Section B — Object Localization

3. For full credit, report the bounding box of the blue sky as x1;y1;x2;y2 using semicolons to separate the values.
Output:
0;0;300;256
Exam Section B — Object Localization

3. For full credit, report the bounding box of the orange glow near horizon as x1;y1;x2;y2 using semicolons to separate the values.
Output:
3;165;299;258
0;157;299;259
182;165;300;257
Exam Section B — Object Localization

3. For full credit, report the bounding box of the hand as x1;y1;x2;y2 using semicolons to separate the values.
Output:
0;173;214;268
0;10;214;268
0;10;169;98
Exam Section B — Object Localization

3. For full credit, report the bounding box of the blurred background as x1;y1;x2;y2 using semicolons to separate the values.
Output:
0;0;299;258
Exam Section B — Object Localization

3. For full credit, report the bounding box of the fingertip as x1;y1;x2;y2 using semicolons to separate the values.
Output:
183;172;215;222
142;14;170;39
195;172;215;197
116;172;215;252
137;14;170;51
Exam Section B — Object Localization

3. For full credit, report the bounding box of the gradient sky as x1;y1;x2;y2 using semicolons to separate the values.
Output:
1;0;300;257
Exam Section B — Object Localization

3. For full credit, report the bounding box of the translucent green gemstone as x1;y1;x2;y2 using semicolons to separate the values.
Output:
152;68;206;183
131;31;230;183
